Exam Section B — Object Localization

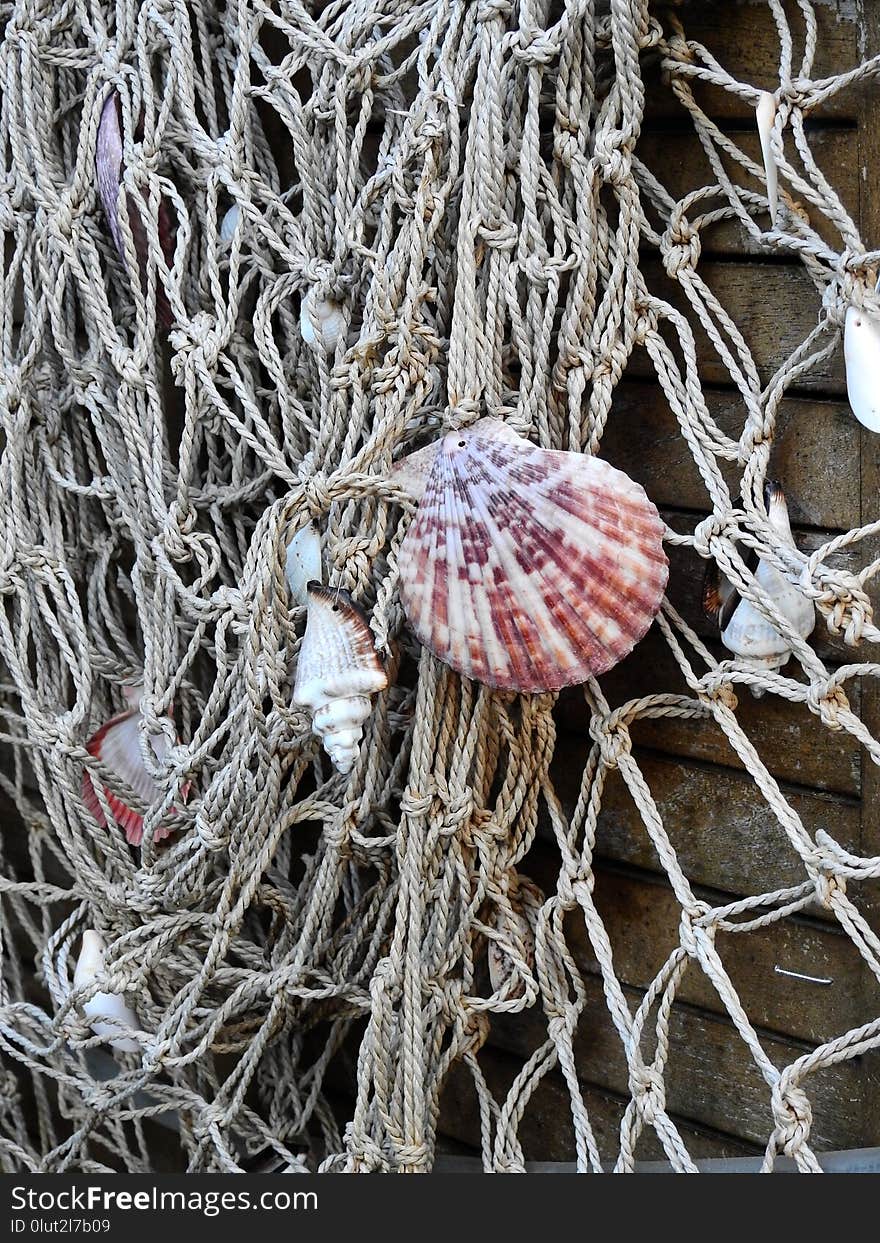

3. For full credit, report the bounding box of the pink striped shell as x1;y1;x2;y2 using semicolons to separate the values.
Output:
82;699;188;846
394;419;668;692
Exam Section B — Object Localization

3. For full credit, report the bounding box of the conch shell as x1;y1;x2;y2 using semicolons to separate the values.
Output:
844;304;880;433
392;418;668;692
82;686;188;845
293;584;388;773
72;929;142;1054
704;481;815;692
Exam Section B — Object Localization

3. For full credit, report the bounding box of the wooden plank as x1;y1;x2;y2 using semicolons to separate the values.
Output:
644;1;861;122
632;258;844;394
488;975;880;1152
523;847;877;1046
637;127;860;256
546;742;861;906
437;1043;760;1163
557;629;863;797
602;382;861;531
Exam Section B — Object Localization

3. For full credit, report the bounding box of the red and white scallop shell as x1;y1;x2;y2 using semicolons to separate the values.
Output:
82;690;188;846
394;419;668;692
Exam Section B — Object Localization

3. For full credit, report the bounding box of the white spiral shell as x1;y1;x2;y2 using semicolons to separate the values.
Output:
72;930;142;1054
293;584;387;773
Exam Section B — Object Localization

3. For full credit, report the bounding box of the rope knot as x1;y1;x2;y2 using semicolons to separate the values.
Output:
476;0;512;21
813;871;845;909
588;715;631;769
300;472;332;518
805;679;848;730
660;222;702;277
692;512;728;558
771;1083;813;1156
631;1066;667;1124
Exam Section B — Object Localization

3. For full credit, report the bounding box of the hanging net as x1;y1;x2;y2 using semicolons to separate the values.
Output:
1;0;880;1173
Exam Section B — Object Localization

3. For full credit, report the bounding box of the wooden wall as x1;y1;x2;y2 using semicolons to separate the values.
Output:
438;0;880;1163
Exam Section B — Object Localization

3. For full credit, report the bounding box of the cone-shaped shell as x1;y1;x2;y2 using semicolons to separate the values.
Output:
293;584;388;772
395;419;668;692
756;91;778;225
73;930;142;1053
285;522;323;607
704;482;815;684
82;697;187;846
844;304;880;433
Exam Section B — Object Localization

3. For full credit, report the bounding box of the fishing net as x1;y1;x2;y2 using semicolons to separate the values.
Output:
1;0;879;1174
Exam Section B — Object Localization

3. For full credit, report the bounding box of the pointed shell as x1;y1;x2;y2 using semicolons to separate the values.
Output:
73;930;141;1053
293;584;388;772
95;88;175;327
711;482;815;678
83;699;186;846
395;420;668;692
285;522;323;607
844;305;880;432
300;289;346;353
220;203;240;245
756;91;778;225
96;91;125;258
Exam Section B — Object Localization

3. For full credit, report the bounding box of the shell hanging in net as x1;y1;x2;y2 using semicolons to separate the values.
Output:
844;304;880;432
293;584;388;773
704;481;815;692
82;697;186;845
285;521;323;607
395;419;668;692
72;930;142;1054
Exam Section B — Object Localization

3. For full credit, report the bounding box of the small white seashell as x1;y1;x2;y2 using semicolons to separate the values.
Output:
395;418;668;691
220;204;240;245
73;930;142;1054
285;522;323;607
705;482;815;693
756;91;778;225
293;583;388;773
300;288;346;353
844;304;880;432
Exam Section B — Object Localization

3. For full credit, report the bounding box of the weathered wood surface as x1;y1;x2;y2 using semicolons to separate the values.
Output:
437;1044;762;1163
603;383;863;531
438;0;880;1163
489;975;880;1153
558;631;864;797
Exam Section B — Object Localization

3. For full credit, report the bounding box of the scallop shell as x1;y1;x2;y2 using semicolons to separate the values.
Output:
285;522;323;608
756;91;778;225
395;419;668;692
73;930;142;1054
82;694;187;845
704;482;814;690
293;583;388;773
844;304;880;432
95;89;174;327
300;289;346;353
